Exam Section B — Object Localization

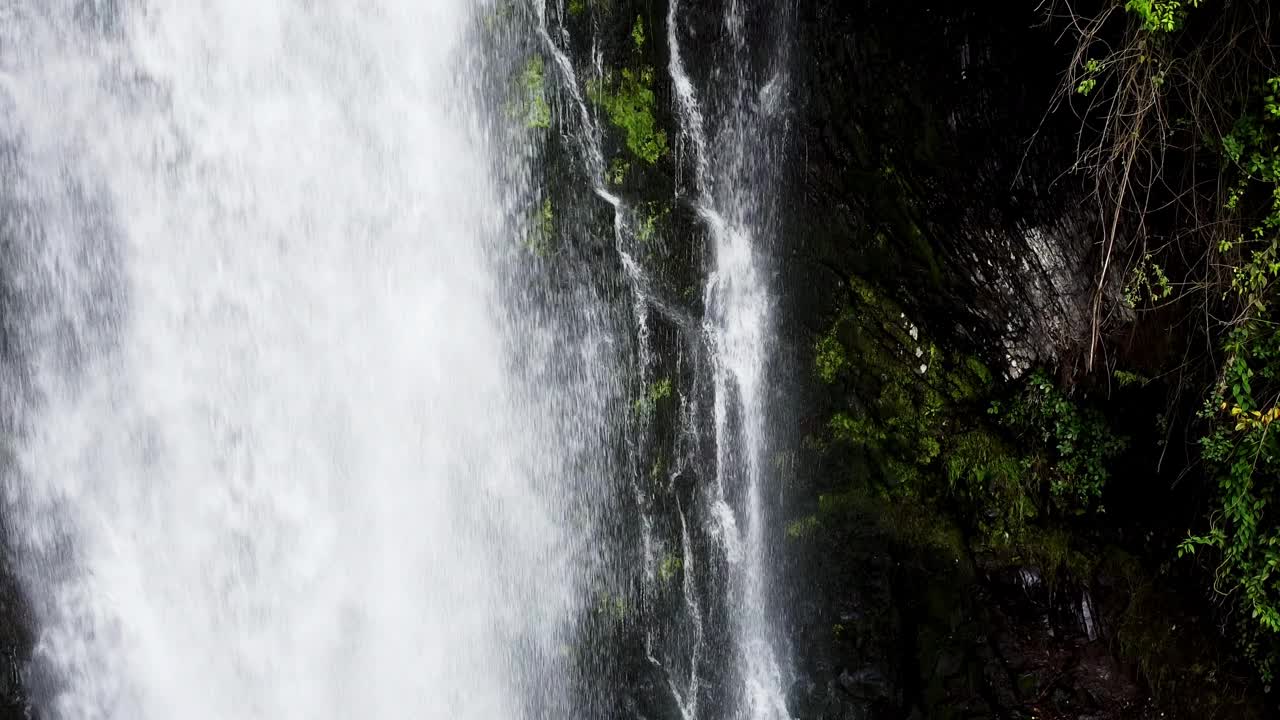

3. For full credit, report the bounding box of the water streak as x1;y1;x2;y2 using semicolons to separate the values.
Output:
667;0;793;717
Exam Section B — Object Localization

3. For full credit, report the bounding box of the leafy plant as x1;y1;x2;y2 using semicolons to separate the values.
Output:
1174;77;1280;682
1124;0;1200;33
992;370;1126;514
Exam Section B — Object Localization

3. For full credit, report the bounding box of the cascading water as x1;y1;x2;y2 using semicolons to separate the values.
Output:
0;2;613;718
531;0;795;716
0;0;799;718
667;1;794;717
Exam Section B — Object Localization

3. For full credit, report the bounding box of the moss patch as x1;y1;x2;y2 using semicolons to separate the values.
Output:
590;67;669;165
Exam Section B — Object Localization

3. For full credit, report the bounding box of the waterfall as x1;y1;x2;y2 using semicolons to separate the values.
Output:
0;0;798;717
0;2;611;718
668;0;793;717
530;0;795;715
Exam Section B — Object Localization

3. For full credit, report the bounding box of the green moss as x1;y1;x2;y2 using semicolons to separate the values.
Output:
519;56;552;130
1089;548;1259;717
814;329;847;383
1005;527;1095;586
608;157;630;186
481;0;515;33
594;591;629;621
649;456;664;483
785;515;821;539
827;412;887;448
633;376;673;416
525;197;554;256
945;429;1036;545
650;377;672;402
568;0;586;17
589;68;669;165
630;15;645;50
658;553;683;583
818;489;968;563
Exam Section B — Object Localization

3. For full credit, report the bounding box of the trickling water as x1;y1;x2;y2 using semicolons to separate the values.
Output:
667;0;793;717
530;0;795;715
0;2;609;718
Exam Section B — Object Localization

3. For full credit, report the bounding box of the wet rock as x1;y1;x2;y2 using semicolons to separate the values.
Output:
838;667;893;702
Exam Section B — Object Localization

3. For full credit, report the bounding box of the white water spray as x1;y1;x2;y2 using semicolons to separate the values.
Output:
667;0;792;717
0;3;596;719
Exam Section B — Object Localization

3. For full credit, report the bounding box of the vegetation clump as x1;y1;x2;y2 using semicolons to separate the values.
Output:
633;376;673;416
657;553;682;583
589;66;668;164
517;55;552;130
813;276;1123;552
1048;0;1280;683
525;196;554;256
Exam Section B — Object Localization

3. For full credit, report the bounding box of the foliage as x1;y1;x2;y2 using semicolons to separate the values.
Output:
1174;76;1280;683
945;430;1037;543
814;277;1123;547
630;15;645;50
609;157;630;186
992;370;1127;514
1055;0;1280;686
1123;254;1173;307
589;67;669;165
1114;369;1151;388
1124;0;1199;33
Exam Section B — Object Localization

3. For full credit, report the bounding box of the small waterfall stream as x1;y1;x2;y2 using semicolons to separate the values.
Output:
668;0;793;716
538;0;795;716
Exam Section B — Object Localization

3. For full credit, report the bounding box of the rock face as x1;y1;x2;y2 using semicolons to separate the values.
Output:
767;0;1265;718
780;0;1100;366
0;541;30;718
783;498;1162;720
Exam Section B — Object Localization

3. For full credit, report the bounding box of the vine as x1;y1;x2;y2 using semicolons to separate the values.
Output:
1178;74;1280;682
1052;0;1280;684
